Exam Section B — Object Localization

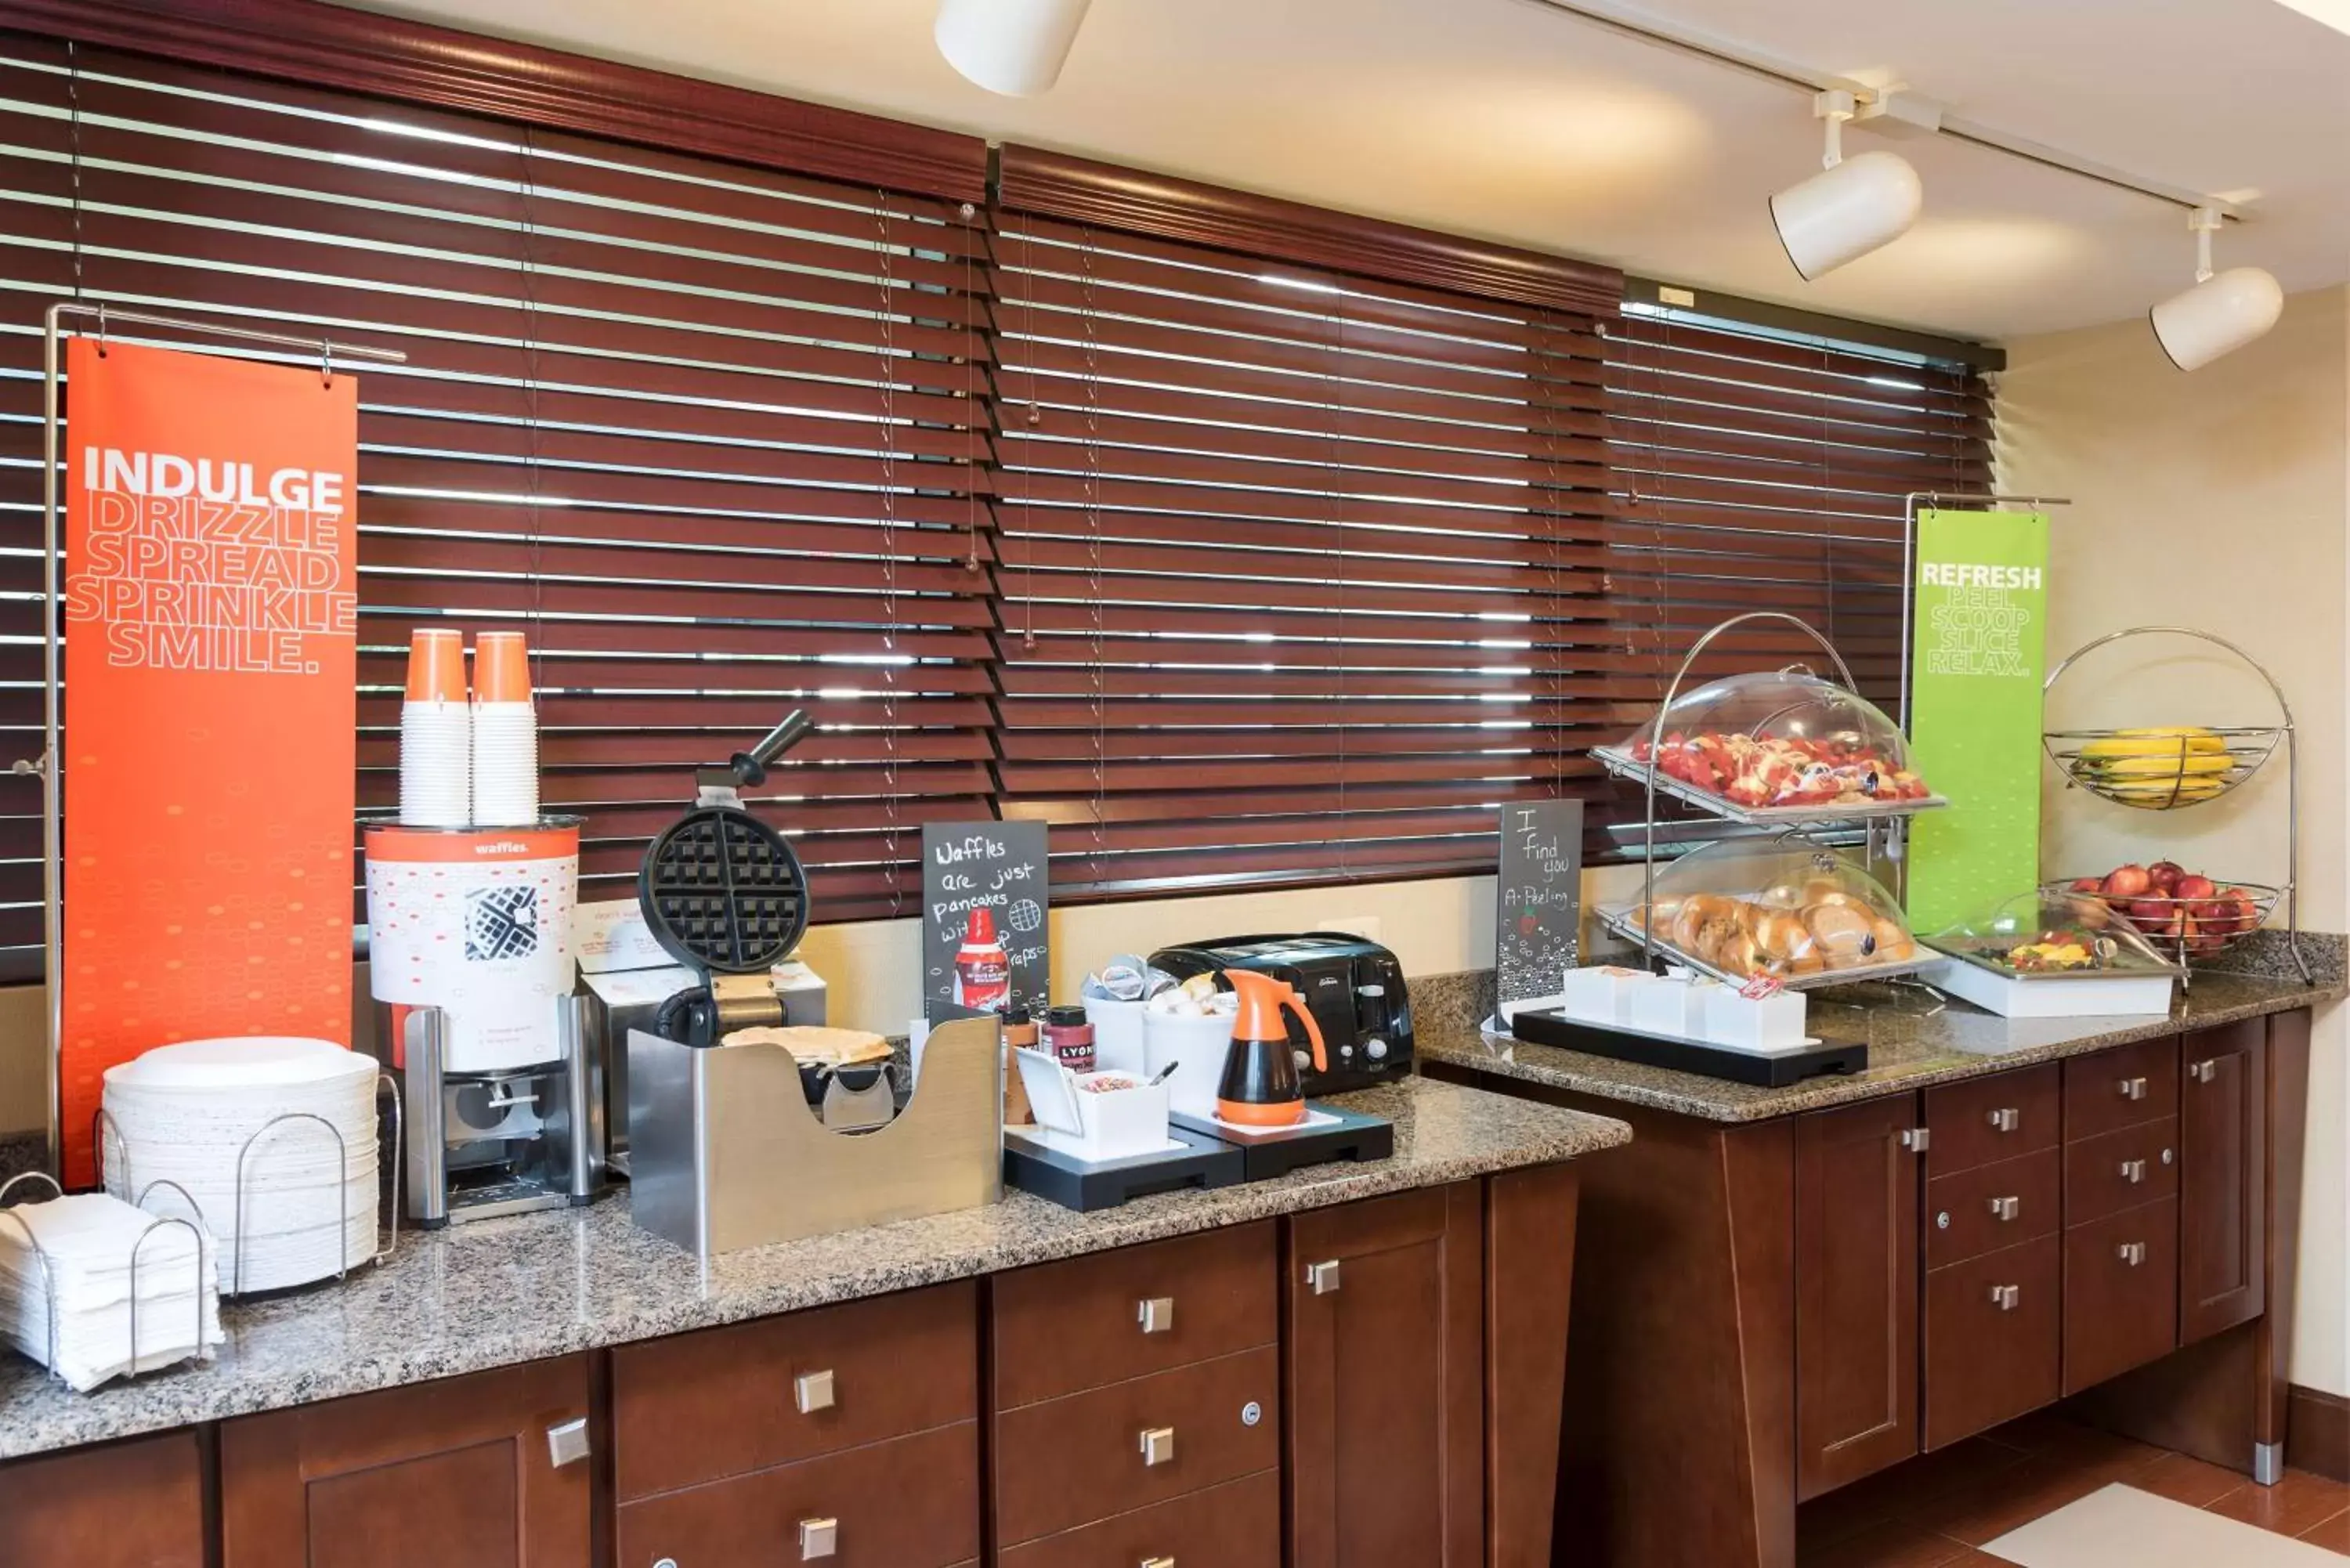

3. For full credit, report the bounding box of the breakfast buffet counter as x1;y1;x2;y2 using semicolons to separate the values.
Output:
0;1075;1627;1462
1419;968;2339;1122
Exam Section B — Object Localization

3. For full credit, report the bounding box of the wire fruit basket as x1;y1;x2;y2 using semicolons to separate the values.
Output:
2041;626;2305;985
2041;724;2283;811
2035;877;2283;965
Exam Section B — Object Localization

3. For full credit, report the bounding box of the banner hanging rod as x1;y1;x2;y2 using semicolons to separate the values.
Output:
46;302;409;365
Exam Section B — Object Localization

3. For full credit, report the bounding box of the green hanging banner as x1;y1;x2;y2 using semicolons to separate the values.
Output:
1905;508;2051;934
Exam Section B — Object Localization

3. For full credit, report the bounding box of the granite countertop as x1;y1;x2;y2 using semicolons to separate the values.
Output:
1419;967;2340;1123
0;1076;1629;1462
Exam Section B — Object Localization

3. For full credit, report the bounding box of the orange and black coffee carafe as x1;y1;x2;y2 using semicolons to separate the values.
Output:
1216;969;1327;1127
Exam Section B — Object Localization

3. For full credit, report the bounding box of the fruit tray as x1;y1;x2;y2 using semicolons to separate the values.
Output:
1593;745;1949;826
2042;724;2282;811
2038;873;2280;963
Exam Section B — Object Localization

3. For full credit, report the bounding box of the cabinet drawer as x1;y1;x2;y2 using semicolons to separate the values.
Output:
999;1469;1280;1568
2063;1036;2179;1141
994;1223;1275;1409
2064;1118;2179;1227
1926;1146;2059;1269
995;1345;1280;1547
612;1281;978;1501
1926;1064;2059;1173
2063;1198;2179;1395
615;1422;978;1568
1924;1233;2061;1451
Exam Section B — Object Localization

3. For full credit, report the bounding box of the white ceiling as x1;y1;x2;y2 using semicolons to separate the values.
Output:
344;0;2350;344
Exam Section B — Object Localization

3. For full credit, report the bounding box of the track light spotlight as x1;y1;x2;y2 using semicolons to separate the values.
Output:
2149;207;2283;371
935;0;1094;97
1770;91;1923;280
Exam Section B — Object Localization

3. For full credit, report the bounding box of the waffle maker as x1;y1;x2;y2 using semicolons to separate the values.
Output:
642;710;815;1048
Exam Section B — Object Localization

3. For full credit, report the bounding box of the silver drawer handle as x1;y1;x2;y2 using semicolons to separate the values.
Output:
1986;1107;2020;1133
798;1517;838;1560
1139;1425;1177;1467
1137;1296;1175;1335
1989;1284;2021;1311
2118;1076;2148;1101
1306;1259;1343;1295
2192;1059;2219;1084
1900;1127;1932;1152
794;1368;835;1415
2118;1241;2148;1267
1987;1195;2020;1222
1141;1558;1177;1568
2119;1159;2147;1184
545;1417;591;1469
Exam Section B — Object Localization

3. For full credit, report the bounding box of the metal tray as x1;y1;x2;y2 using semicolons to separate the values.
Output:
1595;905;1936;992
1593;745;1949;827
1923;939;2185;983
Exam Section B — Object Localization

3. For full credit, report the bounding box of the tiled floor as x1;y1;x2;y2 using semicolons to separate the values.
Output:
1796;1411;2350;1566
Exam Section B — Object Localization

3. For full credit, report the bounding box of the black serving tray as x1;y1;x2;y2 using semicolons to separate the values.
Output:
1002;1124;1246;1212
1170;1103;1394;1180
1509;1007;1867;1086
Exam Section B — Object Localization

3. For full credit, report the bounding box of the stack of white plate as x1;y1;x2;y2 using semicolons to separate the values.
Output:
0;1192;222;1391
102;1038;381;1295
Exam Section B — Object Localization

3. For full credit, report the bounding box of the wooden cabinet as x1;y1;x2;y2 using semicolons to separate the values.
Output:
614;1423;978;1568
1286;1182;1484;1568
610;1280;977;1502
999;1471;1282;1568
0;1430;205;1568
220;1356;593;1568
991;1226;1280;1559
2063;1198;2179;1393
1795;1094;1921;1498
2179;1019;2267;1344
1925;1234;2062;1450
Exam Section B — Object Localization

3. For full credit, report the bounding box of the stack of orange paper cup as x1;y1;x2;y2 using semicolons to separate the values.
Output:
398;629;472;827
469;630;540;827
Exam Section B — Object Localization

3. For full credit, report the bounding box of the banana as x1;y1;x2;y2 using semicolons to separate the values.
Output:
2079;727;2227;761
2087;753;2230;780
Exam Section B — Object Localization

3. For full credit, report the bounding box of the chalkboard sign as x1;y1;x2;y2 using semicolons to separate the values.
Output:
923;821;1050;1024
1495;800;1583;1010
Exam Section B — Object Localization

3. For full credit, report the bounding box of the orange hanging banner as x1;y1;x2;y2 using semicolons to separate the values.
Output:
60;339;360;1185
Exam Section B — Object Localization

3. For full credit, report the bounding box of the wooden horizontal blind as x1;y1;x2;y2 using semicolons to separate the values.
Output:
1605;311;1992;714
989;190;1617;895
0;36;995;955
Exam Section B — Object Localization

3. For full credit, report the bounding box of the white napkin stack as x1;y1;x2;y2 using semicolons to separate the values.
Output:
103;1038;381;1295
0;1193;222;1391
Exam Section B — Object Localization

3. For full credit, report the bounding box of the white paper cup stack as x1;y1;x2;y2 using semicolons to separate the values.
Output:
399;628;472;827
471;630;540;827
101;1037;381;1295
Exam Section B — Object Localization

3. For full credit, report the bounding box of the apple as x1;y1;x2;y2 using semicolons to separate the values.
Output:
2066;876;2102;894
2148;861;2186;894
2174;873;2217;902
2102;864;2153;900
2127;898;2175;929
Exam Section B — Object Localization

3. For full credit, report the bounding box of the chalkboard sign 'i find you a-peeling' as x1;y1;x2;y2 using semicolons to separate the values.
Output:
1496;800;1583;1013
923;821;1050;1024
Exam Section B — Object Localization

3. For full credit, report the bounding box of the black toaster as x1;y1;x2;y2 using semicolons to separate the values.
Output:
1148;933;1412;1097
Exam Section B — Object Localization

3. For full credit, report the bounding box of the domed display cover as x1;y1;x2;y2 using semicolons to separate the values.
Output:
1593;670;1943;823
1597;838;1926;990
1926;888;2182;977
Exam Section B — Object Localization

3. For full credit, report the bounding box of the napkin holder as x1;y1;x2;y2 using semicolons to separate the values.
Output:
627;1015;1003;1260
0;1172;218;1389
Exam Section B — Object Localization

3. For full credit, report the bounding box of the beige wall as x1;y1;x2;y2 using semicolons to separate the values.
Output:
1994;285;2350;1396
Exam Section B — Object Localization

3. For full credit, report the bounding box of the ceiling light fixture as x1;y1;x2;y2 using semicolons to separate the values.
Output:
1769;91;1923;280
2148;207;2283;371
935;0;1094;97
